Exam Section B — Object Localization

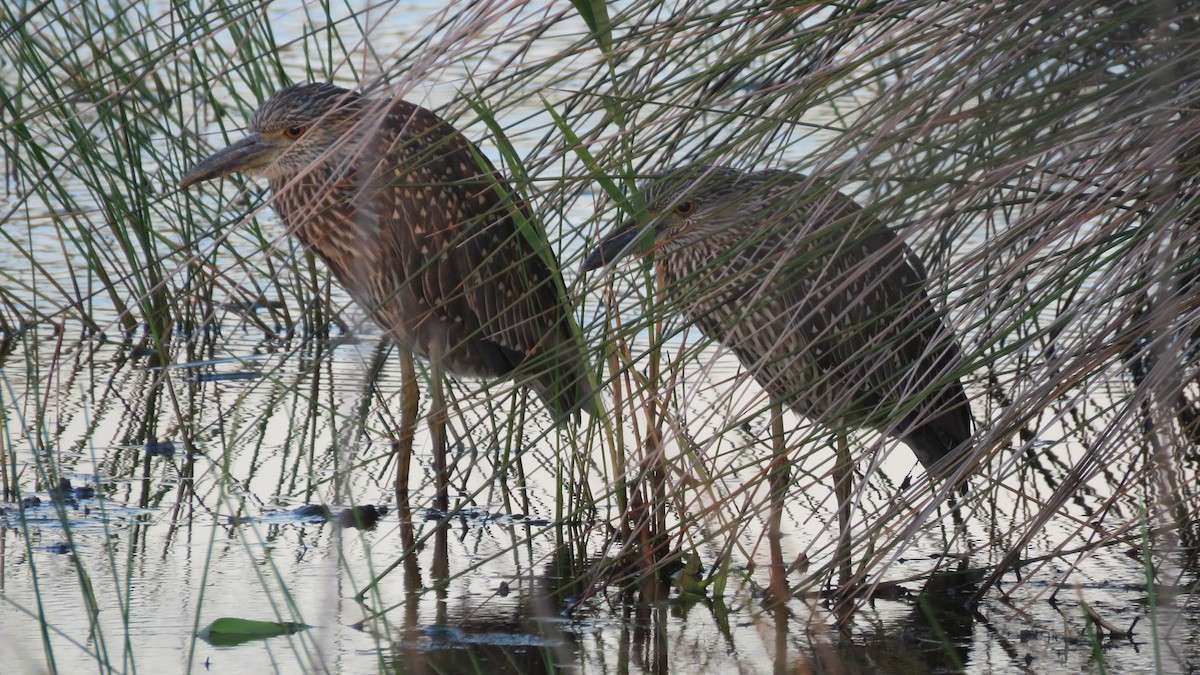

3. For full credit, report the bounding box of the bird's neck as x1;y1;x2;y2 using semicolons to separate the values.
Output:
268;162;381;300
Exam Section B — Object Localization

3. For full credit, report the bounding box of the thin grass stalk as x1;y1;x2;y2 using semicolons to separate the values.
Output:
4;0;1200;671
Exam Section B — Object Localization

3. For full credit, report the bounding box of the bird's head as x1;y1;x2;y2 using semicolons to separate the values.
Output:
180;83;367;187
582;166;792;270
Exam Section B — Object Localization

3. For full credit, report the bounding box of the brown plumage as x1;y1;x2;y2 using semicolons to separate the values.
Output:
181;83;590;421
584;166;971;471
585;166;972;587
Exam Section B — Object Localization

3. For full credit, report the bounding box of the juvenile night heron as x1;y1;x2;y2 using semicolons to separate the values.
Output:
181;83;592;502
584;166;972;588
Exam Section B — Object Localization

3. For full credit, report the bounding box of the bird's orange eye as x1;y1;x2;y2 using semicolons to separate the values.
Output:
283;126;306;139
674;200;697;216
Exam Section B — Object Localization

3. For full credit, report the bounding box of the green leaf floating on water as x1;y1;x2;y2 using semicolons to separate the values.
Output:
199;617;310;646
670;553;711;603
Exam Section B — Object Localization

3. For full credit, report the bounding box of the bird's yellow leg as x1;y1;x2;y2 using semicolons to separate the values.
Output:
429;355;449;513
766;401;790;608
395;349;419;501
832;428;853;591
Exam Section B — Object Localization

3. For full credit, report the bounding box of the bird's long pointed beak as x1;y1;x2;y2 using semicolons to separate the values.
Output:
179;133;278;187
582;218;645;271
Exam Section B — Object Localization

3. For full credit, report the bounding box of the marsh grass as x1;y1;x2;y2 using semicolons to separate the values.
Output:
1;0;1198;672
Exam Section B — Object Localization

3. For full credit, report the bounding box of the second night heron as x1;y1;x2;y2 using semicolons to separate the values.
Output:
180;83;592;498
583;166;972;587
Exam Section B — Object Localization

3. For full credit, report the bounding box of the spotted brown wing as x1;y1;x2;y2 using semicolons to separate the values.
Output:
775;189;971;463
368;99;588;415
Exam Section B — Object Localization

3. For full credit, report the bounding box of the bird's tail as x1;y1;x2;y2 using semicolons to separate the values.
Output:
904;423;969;476
902;383;974;479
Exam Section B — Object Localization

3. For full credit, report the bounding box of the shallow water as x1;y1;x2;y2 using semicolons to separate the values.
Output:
0;321;1196;674
2;1;1199;673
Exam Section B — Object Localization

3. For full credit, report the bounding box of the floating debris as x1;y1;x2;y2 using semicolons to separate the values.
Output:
145;440;176;457
291;504;333;520
127;345;158;359
337;505;388;529
189;371;260;383
52;478;95;501
198;617;309;647
222;297;286;312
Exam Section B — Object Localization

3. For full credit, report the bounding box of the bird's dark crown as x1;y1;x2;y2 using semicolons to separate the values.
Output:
249;83;365;136
641;166;800;218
